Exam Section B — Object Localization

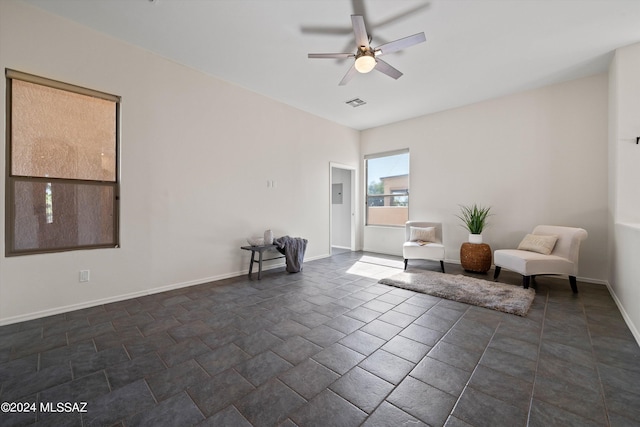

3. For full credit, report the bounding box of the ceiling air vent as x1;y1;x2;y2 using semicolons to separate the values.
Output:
345;98;367;108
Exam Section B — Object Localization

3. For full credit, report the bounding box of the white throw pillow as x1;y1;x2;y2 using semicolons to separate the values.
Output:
517;234;558;255
410;226;436;243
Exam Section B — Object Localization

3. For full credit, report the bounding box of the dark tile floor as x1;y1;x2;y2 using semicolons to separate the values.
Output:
1;251;640;427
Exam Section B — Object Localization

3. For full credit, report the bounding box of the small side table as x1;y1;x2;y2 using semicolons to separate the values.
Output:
241;244;284;280
460;242;492;273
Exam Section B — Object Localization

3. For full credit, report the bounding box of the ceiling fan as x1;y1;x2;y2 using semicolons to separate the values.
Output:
308;15;426;86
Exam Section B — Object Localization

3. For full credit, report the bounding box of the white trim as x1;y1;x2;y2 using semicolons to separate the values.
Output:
0;253;331;327
575;276;608;285
606;281;640;345
364;148;409;160
330;162;357;252
1;252;611;328
446;259;608;286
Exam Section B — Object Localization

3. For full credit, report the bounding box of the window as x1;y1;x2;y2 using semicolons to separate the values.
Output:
6;69;120;255
365;150;409;226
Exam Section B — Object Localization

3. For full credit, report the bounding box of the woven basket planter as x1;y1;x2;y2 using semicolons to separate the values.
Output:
460;242;492;273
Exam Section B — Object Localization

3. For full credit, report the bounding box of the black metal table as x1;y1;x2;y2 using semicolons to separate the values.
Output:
240;244;284;280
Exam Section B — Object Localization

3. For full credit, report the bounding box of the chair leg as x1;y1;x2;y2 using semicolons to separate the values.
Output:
523;275;531;289
493;266;501;281
440;260;445;273
404;259;408;271
569;276;578;294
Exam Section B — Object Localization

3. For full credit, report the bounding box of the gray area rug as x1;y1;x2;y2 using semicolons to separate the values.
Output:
379;269;535;316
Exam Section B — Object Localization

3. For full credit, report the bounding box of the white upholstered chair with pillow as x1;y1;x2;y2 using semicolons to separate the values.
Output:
403;221;445;273
493;225;588;293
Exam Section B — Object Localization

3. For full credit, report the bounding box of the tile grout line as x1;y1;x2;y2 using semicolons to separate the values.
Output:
530;289;612;425
446;306;504;427
525;287;549;427
585;293;613;426
358;301;474;426
288;285;424;425
1;256;634;426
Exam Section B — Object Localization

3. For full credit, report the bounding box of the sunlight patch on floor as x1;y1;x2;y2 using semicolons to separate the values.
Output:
346;255;403;279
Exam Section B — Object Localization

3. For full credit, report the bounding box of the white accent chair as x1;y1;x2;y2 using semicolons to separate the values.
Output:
493;225;588;293
403;221;445;273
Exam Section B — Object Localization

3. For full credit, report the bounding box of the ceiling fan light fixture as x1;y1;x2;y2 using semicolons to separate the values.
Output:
354;52;376;73
307;15;426;84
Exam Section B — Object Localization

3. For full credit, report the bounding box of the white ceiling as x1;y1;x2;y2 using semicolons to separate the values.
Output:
24;0;640;130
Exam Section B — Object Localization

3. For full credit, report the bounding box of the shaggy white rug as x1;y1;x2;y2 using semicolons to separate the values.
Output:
378;269;535;316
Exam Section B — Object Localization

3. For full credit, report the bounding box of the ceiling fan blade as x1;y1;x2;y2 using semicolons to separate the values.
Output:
374;59;403;80
339;64;358;86
375;32;426;56
374;3;431;29
351;0;374;36
300;25;353;36
351;15;370;49
308;53;355;59
351;0;366;17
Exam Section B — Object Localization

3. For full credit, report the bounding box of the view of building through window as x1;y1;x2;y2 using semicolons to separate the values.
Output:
365;150;409;226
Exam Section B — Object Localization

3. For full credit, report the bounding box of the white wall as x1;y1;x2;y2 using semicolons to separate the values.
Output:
0;1;360;324
608;43;640;342
331;167;352;249
610;44;640;224
361;74;609;283
0;1;624;328
611;224;640;342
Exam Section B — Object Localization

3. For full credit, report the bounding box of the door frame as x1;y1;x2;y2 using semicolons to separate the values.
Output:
330;162;356;252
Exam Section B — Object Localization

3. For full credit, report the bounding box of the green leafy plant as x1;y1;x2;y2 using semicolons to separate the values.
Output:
456;204;492;234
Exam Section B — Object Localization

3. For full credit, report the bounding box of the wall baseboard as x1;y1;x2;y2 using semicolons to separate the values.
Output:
0;253;332;327
605;281;640;346
442;259;608;286
0;252;611;328
0;270;243;327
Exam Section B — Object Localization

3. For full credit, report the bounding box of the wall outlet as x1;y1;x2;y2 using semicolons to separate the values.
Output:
79;270;90;282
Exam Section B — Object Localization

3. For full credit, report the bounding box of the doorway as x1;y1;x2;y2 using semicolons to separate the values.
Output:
330;163;355;254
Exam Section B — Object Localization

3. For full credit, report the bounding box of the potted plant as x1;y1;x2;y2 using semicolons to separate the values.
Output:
457;203;492;244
